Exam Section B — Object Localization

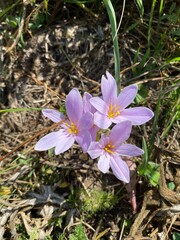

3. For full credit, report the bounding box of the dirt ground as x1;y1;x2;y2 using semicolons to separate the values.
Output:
0;6;180;239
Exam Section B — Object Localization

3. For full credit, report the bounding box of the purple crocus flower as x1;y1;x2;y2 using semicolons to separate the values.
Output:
35;88;93;154
90;71;154;129
87;121;144;183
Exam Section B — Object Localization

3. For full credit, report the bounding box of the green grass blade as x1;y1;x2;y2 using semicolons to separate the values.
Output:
161;96;180;139
134;0;144;18
159;0;164;15
149;92;162;155
148;0;157;49
0;107;42;114
0;0;21;18
103;0;120;89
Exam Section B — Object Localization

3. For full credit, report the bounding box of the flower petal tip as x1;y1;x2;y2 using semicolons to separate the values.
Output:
42;109;64;123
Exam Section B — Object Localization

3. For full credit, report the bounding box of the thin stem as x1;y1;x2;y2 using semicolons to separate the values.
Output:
103;0;121;90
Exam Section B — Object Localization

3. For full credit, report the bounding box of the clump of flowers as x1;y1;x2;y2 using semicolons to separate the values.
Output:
35;72;154;184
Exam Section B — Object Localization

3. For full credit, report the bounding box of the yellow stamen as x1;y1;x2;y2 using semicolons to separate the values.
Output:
68;122;78;135
104;142;115;154
108;104;120;118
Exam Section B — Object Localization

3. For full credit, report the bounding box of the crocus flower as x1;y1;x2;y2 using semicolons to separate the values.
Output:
87;121;144;183
90;71;154;129
35;88;93;154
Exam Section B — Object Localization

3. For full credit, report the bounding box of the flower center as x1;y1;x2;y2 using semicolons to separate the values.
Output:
104;142;115;154
67;122;78;135
107;104;120;118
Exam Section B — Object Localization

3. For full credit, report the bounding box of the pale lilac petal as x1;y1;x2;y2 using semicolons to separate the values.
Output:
42;109;65;123
55;132;74;154
109;121;132;146
112;115;128;124
35;131;63;151
116;144;144;156
112;115;127;124
66;88;83;123
83;92;97;114
120;107;154;125
101;72;117;103
110;156;130;183
78;112;93;131
99;136;110;148
83;92;92;113
98;154;110;173
94;112;112;129
76;130;92;153
88;142;103;159
61;120;71;131
116;85;138;110
90;97;108;114
89;125;99;141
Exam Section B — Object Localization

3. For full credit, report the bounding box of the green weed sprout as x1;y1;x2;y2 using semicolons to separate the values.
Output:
80;189;118;215
69;224;88;240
